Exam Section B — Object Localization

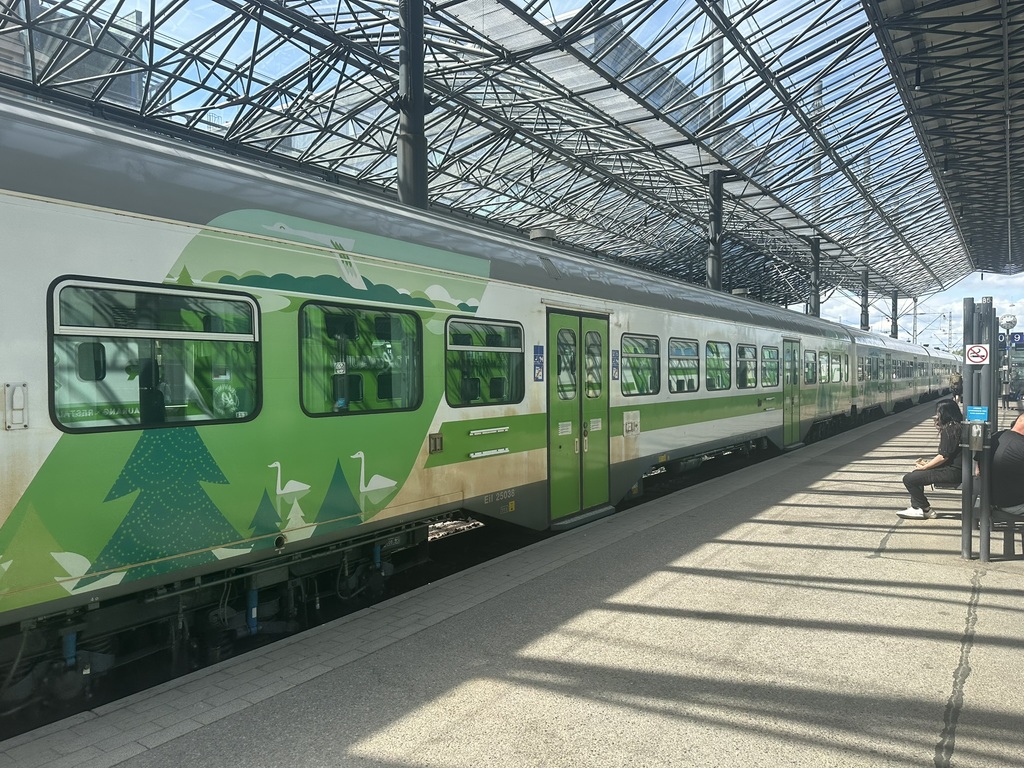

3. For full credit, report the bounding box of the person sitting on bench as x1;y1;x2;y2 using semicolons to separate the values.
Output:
898;399;963;520
987;412;1024;518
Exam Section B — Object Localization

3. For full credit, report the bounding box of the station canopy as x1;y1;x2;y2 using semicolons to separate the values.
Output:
0;0;1017;307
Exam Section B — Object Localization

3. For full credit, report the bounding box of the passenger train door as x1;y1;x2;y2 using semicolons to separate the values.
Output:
547;311;610;523
783;339;801;446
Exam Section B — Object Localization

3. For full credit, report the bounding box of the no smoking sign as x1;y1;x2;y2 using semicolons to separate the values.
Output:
965;344;990;365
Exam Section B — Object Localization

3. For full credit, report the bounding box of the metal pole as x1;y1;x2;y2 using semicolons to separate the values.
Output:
859;269;870;331
808;237;820;317
961;297;975;559
890;290;898;339
397;0;428;209
707;170;723;292
978;298;997;561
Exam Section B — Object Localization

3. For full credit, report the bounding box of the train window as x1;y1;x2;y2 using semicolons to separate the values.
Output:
556;329;577;400
621;334;660;396
444;319;524;407
844;354;850;382
737;344;757;389
804;351;817;384
857;359;865;381
761;346;779;387
819;352;830;383
585;331;603;399
300;303;422;415
668;338;699;393
52;280;259;431
831;354;842;383
706;341;731;391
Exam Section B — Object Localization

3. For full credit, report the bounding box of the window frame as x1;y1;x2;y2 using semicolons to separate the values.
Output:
804;350;818;385
668;337;700;394
620;333;661;396
737;343;757;389
444;317;525;408
761;345;780;388
49;276;261;433
299;300;424;417
705;340;732;391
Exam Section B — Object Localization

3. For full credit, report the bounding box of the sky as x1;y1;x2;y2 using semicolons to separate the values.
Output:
815;271;1024;354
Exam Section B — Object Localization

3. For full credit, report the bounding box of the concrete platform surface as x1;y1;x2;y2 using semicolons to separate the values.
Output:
2;404;1022;768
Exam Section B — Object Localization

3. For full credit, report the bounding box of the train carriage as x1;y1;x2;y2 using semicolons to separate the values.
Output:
0;96;957;714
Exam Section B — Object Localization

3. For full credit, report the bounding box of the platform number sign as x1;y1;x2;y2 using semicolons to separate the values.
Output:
965;344;990;366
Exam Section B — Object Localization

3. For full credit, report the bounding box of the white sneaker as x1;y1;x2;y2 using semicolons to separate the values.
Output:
897;507;934;519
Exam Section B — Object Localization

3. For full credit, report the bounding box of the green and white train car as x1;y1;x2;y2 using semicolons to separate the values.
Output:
0;97;956;707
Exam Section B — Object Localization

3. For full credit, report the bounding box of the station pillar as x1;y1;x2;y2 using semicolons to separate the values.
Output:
890;290;898;339
807;237;820;317
397;0;428;209
859;268;870;331
707;170;723;292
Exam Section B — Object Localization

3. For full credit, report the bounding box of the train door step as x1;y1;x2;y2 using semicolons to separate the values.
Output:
551;504;616;531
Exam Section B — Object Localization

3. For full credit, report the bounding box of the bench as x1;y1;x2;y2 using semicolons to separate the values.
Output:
988;508;1024;558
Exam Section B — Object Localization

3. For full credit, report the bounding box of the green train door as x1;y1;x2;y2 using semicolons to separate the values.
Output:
783;339;801;446
547;311;610;522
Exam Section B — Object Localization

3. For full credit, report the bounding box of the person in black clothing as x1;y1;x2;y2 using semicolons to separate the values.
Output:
898;399;963;520
950;371;964;405
988;412;1024;516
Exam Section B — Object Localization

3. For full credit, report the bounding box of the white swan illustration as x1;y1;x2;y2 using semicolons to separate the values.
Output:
268;461;310;504
268;461;314;539
350;451;397;493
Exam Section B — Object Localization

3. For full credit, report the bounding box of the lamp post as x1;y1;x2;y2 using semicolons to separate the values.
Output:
1000;313;1017;408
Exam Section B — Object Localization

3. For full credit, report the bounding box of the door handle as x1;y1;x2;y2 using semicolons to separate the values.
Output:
575;438;580;455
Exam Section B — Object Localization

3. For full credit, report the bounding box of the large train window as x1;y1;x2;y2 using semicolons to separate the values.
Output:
761;346;780;387
819;352;830;382
831;353;842;383
300;303;422;415
668;338;699;393
737;344;757;389
444;319;524;407
621;334;660;396
51;279;259;431
804;351;817;384
706;341;731;391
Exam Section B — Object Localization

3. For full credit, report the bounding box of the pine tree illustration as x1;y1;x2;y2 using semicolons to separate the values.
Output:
86;428;240;582
314;460;363;535
249;490;280;536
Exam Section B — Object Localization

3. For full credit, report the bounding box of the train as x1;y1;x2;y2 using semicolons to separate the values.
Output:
0;94;957;717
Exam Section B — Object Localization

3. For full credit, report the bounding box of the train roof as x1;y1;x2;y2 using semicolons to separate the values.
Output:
1;96;922;351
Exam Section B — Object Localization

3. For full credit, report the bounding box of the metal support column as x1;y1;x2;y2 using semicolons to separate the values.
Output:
807;237;820;317
961;298;975;559
890;290;899;339
707;170;723;292
397;0;428;209
962;297;999;561
859;269;870;331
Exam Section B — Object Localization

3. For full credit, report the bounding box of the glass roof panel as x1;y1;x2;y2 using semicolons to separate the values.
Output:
0;0;986;304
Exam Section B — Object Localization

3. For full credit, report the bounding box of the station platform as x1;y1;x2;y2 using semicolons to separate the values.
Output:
4;403;1023;768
